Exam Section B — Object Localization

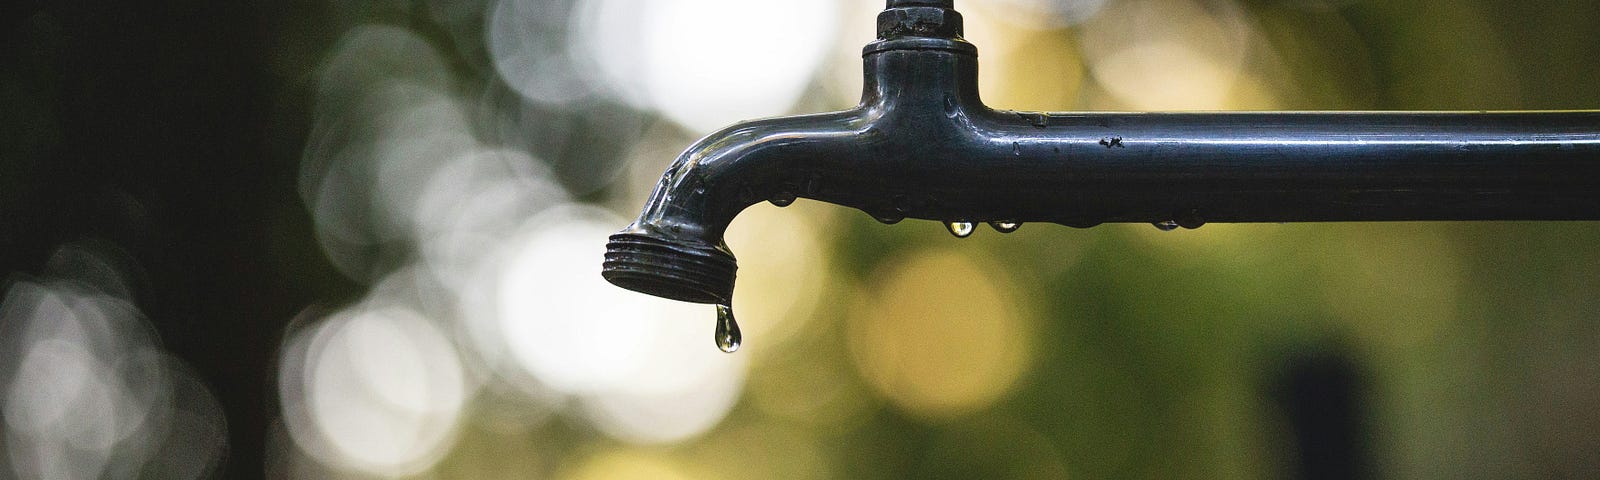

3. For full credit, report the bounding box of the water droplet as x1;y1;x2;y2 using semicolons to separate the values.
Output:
769;191;796;207
946;221;975;238
1012;142;1022;156
875;213;904;224
989;221;1021;233
1177;211;1205;230
715;304;741;353
1152;220;1179;231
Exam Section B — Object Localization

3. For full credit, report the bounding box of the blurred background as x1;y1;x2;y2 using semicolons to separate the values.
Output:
3;0;1599;478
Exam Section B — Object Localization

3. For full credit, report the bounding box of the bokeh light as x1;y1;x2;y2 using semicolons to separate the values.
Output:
1077;0;1256;110
283;306;467;476
724;201;833;351
849;248;1036;420
575;0;841;133
414;148;568;291
0;245;226;479
488;0;604;107
301;24;469;281
959;5;1086;111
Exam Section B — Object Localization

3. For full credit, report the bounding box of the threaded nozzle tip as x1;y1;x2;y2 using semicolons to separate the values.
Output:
602;233;737;304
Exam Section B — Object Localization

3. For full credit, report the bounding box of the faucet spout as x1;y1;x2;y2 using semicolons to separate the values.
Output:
603;0;980;304
604;0;1600;304
604;110;873;304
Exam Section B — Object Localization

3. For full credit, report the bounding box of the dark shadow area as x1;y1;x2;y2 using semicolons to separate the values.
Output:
1268;343;1374;480
1;3;336;478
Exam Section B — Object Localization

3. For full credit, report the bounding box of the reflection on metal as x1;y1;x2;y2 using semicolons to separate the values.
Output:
603;0;1600;305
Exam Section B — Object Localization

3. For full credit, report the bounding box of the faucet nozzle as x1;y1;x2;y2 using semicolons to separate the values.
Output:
602;231;736;305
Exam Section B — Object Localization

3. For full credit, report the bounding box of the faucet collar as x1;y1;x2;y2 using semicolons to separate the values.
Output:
867;1;976;56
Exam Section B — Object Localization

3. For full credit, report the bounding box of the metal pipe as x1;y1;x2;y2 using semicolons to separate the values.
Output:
602;1;1600;305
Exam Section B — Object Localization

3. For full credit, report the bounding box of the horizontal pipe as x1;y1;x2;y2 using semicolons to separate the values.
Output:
870;109;1600;226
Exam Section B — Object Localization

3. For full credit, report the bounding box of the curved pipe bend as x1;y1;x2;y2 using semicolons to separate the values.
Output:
617;109;877;250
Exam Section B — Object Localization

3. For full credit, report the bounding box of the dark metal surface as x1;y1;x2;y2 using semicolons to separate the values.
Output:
603;1;1600;304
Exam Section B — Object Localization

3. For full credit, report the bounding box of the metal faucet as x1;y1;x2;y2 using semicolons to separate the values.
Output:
603;0;1600;308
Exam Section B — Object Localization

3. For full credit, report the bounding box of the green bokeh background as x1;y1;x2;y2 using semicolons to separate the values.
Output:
3;0;1598;478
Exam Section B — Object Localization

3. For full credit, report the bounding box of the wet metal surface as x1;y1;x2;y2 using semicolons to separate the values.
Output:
604;0;1600;305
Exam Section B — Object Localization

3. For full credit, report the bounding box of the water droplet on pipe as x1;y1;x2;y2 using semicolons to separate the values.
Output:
769;191;796;207
989;221;1021;233
946;221;975;238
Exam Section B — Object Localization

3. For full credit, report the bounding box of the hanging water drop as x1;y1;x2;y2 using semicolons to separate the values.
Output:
1152;220;1180;231
875;213;904;224
946;221;975;238
989;221;1021;233
1176;212;1206;230
714;304;742;353
769;191;796;207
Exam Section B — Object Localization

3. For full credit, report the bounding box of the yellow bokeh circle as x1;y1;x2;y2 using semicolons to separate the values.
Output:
849;248;1035;420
